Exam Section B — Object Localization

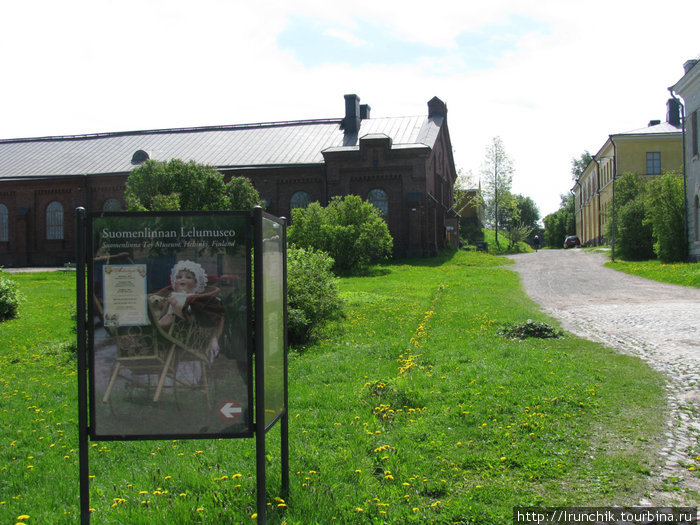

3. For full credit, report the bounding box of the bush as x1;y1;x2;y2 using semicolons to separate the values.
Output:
605;173;654;260
459;218;484;244
498;320;562;340
0;272;23;321
645;172;687;262
287;245;343;346
288;195;393;275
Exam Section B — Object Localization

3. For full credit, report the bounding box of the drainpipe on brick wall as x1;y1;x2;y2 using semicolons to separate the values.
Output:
668;87;689;260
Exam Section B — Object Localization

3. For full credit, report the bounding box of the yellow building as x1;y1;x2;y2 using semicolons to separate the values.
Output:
573;99;683;246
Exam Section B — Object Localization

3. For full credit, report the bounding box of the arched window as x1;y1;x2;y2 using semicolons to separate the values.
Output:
290;191;311;210
103;198;122;212
0;204;8;242
46;201;64;240
367;189;388;219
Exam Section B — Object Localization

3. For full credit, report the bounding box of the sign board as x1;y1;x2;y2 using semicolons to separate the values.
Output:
87;212;253;439
261;215;286;429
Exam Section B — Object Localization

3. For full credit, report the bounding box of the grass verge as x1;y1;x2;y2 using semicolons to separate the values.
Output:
605;259;700;288
0;252;669;524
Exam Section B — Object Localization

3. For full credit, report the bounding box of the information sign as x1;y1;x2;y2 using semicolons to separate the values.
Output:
88;212;253;439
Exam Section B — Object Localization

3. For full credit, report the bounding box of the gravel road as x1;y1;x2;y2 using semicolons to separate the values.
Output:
507;248;700;505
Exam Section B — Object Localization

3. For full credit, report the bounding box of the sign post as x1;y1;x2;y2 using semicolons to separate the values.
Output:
75;208;288;523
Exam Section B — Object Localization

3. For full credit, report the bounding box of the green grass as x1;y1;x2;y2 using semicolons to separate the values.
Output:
0;252;675;524
605;259;700;288
481;229;532;255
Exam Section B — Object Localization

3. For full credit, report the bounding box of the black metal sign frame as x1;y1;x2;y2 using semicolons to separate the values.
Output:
75;207;289;525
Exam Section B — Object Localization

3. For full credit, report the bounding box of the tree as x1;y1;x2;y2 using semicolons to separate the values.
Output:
125;159;229;211
481;137;514;248
226;176;263;211
605;173;653;260
645;172;687;262
571;150;593;181
543;193;575;248
513;194;540;232
503;194;540;249
125;159;261;212
288;195;393;275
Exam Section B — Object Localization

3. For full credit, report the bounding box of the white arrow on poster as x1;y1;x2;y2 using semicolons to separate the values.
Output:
218;400;242;422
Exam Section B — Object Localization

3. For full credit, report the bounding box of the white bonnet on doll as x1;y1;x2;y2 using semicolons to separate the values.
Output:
170;260;207;294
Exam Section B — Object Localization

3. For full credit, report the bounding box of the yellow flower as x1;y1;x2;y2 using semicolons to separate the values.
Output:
16;516;30;521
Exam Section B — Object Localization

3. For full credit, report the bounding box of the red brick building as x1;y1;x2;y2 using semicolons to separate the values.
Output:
0;95;458;267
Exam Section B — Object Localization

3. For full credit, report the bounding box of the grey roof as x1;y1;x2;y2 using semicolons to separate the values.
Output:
0;114;443;180
616;121;682;136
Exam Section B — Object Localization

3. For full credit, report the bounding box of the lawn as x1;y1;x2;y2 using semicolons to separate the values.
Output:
0;251;670;524
604;258;700;288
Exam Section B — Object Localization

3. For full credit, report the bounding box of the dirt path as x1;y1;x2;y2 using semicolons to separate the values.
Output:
507;249;700;505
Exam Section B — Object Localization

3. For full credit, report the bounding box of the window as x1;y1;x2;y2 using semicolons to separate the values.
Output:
0;204;8;242
103;198;122;211
46;201;64;240
646;152;661;174
367;189;389;219
290;191;311;210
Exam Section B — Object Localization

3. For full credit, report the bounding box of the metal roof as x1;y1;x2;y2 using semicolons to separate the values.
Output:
616;121;682;136
0;114;442;180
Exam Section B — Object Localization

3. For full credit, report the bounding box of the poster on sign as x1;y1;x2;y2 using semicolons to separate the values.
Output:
88;212;253;440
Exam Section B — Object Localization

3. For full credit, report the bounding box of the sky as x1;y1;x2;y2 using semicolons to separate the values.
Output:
1;0;698;218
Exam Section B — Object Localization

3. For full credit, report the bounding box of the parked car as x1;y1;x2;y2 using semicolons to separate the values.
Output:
564;235;580;249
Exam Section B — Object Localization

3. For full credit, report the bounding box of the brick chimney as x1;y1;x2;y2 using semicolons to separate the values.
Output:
666;98;681;128
360;104;371;120
428;96;447;119
343;94;361;134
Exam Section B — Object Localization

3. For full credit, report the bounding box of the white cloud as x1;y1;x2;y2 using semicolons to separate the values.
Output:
322;28;368;47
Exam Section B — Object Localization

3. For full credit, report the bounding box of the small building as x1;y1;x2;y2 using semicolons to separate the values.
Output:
573;99;683;246
671;57;700;262
0;95;458;267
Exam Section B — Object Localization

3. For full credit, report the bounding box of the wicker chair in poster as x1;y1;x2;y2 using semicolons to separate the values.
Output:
100;286;224;409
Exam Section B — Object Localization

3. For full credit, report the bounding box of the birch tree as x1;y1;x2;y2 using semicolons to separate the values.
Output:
481;137;514;248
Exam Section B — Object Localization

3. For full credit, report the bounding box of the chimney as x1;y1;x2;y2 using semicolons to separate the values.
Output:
666;98;681;127
360;104;371;120
683;59;699;74
343;94;361;134
648;119;661;127
428;96;447;119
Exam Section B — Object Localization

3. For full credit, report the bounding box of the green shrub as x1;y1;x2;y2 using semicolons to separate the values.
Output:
288;195;393;275
498;320;562;340
287;245;343;345
0;272;23;321
645;172;687;262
